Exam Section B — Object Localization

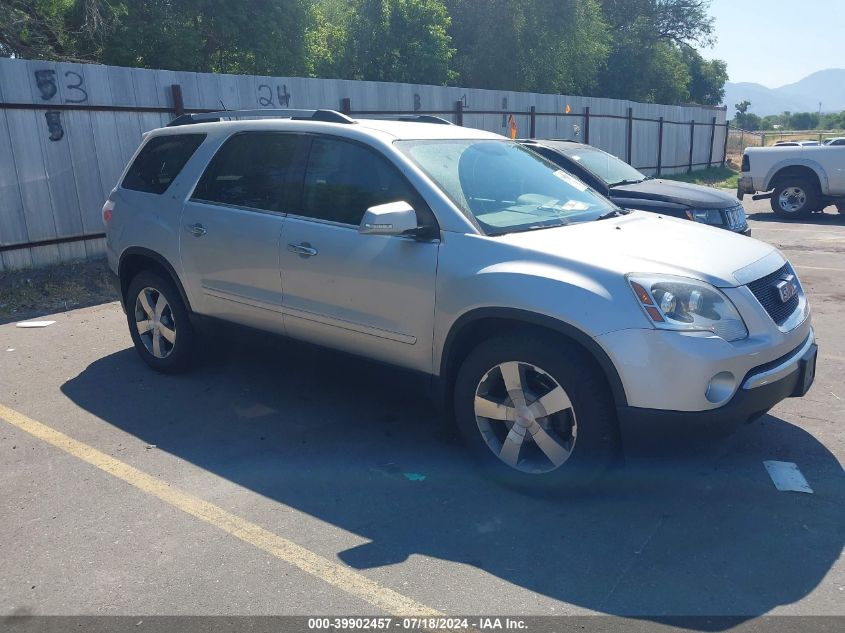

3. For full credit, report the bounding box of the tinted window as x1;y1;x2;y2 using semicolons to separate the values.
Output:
122;134;205;194
192;133;302;212
561;146;645;186
300;137;419;225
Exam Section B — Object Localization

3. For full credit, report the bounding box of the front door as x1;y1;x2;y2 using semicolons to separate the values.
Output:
280;136;439;373
180;132;305;333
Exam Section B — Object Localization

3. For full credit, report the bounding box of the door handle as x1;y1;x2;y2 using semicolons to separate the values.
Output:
185;223;207;237
287;243;318;257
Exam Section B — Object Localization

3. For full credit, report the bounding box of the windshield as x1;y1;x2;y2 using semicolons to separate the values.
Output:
395;139;616;235
562;146;646;186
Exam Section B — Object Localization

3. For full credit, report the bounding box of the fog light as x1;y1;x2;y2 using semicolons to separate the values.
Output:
706;371;736;404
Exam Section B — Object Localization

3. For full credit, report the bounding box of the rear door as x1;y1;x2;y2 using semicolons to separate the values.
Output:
279;135;439;373
180;132;306;334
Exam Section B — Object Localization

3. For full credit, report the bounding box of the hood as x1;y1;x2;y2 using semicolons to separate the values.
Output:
496;212;779;287
610;179;738;209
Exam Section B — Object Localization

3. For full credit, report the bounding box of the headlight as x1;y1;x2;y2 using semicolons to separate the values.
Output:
685;208;724;225
627;274;748;341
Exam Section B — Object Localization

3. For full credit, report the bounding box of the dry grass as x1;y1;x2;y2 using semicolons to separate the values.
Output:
0;258;119;324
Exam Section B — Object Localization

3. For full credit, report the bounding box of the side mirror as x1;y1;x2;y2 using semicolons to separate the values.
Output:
359;201;420;237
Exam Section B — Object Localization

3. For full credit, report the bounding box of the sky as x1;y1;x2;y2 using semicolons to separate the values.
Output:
705;0;845;87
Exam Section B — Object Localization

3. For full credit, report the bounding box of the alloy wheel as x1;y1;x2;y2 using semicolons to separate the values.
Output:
134;287;177;359
473;361;577;474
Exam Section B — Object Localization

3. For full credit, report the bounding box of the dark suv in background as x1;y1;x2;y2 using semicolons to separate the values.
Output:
520;139;750;235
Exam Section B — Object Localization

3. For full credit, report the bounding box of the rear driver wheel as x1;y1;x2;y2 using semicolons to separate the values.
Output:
771;179;820;218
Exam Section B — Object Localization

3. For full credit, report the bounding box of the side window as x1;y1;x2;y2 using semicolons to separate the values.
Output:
122;134;205;195
300;137;422;225
192;133;302;212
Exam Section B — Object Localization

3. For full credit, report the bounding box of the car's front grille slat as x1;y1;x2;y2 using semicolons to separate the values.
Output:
746;263;800;326
722;205;748;231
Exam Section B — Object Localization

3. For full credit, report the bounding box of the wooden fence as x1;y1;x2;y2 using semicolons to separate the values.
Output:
0;57;727;270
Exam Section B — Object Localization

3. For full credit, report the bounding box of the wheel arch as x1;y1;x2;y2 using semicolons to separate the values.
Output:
437;308;628;409
118;247;193;313
764;160;827;193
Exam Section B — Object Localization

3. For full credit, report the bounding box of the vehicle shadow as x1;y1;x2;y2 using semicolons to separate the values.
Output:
747;209;845;225
60;332;844;626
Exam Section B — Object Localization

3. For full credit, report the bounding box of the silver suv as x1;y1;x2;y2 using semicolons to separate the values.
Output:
104;109;817;488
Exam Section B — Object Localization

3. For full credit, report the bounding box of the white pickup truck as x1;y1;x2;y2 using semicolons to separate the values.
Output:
737;144;845;218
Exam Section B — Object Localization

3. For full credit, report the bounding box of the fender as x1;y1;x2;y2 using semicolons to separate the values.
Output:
118;247;193;313
438;307;628;407
763;158;829;193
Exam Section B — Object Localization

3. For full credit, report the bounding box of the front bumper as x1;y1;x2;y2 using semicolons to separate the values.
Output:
736;175;755;200
617;331;817;426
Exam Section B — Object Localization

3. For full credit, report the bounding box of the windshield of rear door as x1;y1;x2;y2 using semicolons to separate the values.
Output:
561;146;646;186
395;139;616;235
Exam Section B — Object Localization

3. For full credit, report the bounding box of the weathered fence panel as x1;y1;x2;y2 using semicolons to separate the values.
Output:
0;57;727;270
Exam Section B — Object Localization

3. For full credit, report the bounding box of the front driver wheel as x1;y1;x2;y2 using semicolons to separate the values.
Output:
454;334;619;490
126;270;195;373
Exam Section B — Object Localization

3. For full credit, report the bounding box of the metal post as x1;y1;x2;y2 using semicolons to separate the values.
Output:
626;107;633;164
656;116;664;176
529;106;536;139
708;116;717;168
170;84;184;116
721;123;730;168
340;97;351;115
583;106;590;144
455;99;464;126
688;120;695;173
761;133;766;147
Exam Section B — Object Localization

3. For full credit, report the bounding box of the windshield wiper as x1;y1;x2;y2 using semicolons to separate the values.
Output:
609;178;646;187
595;208;628;221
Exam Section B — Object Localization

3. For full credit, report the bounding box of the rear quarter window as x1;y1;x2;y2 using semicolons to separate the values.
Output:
122;134;206;195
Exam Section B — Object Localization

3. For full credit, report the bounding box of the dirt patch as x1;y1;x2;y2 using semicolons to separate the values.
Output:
0;259;119;324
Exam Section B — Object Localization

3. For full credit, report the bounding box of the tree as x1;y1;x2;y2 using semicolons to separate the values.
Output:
100;1;311;76
682;45;727;105
0;0;118;61
593;0;724;104
443;0;609;94
733;101;761;130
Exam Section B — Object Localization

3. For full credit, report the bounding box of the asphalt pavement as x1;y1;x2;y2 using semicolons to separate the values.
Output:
1;199;843;629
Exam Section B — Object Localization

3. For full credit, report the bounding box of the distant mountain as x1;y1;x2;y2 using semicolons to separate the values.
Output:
723;69;845;118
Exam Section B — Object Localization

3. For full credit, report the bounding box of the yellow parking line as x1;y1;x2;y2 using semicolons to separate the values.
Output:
0;403;442;617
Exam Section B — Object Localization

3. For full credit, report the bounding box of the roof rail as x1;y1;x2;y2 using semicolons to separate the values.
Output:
167;109;355;127
358;114;454;125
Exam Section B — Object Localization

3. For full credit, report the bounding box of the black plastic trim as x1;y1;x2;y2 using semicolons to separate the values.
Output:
118;247;193;313
439;307;628;407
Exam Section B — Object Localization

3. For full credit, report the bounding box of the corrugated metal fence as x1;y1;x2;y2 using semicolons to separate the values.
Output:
0;57;727;270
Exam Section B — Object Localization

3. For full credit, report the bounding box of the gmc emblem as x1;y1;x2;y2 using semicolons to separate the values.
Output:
776;274;797;303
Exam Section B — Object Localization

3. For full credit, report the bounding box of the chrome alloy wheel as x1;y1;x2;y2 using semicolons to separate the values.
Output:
778;186;807;213
473;361;577;474
134;287;177;359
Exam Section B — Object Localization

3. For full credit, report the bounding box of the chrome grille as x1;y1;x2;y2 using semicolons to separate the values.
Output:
747;263;801;326
722;205;748;231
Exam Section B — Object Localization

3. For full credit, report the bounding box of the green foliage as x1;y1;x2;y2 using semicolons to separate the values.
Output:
743;110;845;132
593;0;718;104
1;0;728;106
444;0;609;94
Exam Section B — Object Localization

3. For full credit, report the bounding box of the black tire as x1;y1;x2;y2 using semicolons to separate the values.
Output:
125;270;196;373
453;333;620;491
770;178;820;218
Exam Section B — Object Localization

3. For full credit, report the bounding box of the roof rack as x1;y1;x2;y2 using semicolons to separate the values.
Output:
358;114;454;125
167;109;356;127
